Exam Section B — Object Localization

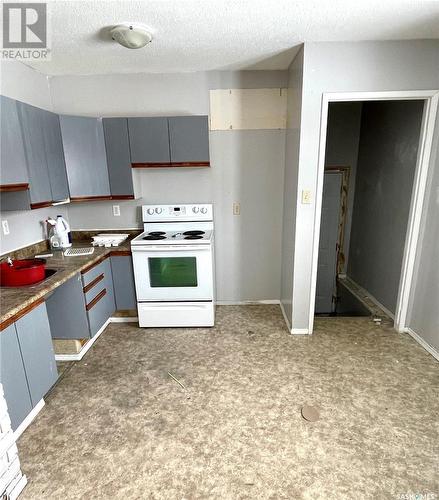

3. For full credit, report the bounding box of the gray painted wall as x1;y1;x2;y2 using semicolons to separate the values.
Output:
407;113;439;352
49;70;287;303
325;102;362;270
348;100;424;313
287;40;439;331
280;48;304;327
0;61;69;254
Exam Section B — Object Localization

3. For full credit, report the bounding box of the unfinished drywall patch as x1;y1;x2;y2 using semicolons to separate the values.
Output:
209;88;287;130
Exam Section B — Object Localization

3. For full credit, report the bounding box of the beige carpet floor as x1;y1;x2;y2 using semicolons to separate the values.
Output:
17;305;438;500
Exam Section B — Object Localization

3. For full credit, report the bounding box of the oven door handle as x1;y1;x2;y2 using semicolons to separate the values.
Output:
131;245;211;252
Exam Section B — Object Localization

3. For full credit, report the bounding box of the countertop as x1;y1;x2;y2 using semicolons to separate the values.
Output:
0;240;133;327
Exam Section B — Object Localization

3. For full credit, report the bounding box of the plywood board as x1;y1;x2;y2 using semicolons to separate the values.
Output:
209;88;287;130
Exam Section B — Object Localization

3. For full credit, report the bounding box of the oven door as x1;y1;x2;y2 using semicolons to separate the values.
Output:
132;245;213;301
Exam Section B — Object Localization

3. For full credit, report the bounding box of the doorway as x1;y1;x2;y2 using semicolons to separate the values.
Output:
313;94;437;330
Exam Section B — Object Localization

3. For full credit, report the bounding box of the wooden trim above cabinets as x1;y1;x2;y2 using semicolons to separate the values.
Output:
70;195;135;203
0;297;44;331
30;200;53;210
0;183;30;192
111;195;135;200
83;273;104;294
71;195;113;203
86;288;107;311
131;161;210;168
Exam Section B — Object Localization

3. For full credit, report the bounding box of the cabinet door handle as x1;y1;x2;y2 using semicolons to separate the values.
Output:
83;273;104;293
86;288;107;311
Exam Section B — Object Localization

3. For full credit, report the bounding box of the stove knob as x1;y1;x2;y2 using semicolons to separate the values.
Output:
147;208;154;215
192;206;199;213
155;207;162;214
200;207;208;214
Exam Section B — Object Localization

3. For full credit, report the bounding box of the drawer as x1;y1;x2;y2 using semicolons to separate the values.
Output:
83;259;111;303
81;257;108;288
87;290;114;337
86;264;115;337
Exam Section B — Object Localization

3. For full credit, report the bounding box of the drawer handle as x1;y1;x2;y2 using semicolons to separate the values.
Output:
83;273;104;293
86;288;107;311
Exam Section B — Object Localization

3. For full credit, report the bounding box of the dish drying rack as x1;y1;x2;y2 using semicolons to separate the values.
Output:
91;233;129;247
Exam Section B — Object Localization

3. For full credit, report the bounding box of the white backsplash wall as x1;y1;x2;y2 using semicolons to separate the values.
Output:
52;70;287;302
0;205;69;254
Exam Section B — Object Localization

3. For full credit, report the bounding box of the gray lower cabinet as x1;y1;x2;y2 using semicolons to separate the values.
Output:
0;324;33;432
111;255;137;310
168;116;210;163
15;302;58;407
46;274;90;339
59;115;111;199
83;258;116;337
0;302;58;431
128;117;170;164
17;102;53;206
42;111;70;202
102;118;134;197
0;95;29;186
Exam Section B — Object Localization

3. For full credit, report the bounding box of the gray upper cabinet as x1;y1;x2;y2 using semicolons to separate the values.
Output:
42;111;70;202
59;115;111;199
46;274;90;340
17;102;53;206
111;255;137;310
128;117;170;164
0;95;29;186
0;323;33;432
15;302;58;406
168;116;210;163
103;118;134;197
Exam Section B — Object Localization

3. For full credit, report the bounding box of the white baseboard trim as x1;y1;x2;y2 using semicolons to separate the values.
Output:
341;276;395;320
109;317;138;323
405;328;439;361
14;399;45;440
280;302;291;331
216;300;280;305
291;328;309;335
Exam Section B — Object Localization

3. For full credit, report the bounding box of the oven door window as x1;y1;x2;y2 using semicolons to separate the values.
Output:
148;257;198;287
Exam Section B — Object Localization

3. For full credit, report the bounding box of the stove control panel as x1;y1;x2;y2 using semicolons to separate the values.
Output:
142;204;213;222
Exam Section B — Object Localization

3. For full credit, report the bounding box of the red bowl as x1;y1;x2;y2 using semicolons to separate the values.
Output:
0;259;46;287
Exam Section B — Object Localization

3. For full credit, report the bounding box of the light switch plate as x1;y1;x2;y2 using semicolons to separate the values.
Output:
301;190;312;204
2;220;10;235
233;202;240;216
112;205;121;217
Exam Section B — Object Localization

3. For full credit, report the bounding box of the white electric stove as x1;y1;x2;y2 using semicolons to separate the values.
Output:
131;204;215;327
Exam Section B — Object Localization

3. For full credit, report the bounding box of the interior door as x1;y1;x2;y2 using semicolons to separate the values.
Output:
315;172;342;314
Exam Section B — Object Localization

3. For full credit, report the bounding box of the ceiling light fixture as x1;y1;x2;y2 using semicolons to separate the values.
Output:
110;23;153;49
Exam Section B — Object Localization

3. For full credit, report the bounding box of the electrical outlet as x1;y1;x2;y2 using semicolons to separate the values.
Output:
113;205;121;217
2;220;10;235
301;190;312;204
233;202;240;216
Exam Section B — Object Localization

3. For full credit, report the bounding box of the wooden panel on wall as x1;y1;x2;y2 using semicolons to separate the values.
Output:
209;88;287;131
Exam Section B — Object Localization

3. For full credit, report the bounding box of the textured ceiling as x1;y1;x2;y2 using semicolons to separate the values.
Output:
25;0;439;76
